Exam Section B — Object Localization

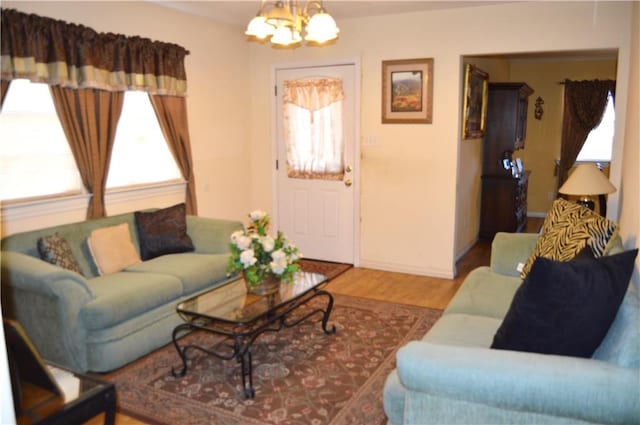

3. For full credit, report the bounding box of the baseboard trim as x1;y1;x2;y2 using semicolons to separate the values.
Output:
455;238;478;262
358;259;454;279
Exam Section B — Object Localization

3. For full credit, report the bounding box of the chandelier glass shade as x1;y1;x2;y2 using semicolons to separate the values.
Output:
245;1;340;47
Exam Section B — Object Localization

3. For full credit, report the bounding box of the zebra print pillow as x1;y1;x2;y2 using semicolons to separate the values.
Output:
520;198;618;278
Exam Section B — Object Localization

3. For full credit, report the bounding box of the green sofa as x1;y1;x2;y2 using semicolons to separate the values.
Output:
1;212;242;372
383;232;640;424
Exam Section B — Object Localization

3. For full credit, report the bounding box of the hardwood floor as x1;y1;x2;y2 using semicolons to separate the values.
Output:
326;264;465;311
327;218;542;311
87;222;543;425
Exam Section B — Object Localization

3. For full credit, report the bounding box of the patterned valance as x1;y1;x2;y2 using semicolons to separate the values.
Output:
0;8;189;96
283;78;344;111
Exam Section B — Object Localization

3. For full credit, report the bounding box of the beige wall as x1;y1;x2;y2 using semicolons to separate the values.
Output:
1;1;635;279
455;58;509;257
455;55;617;256
248;1;634;277
3;1;253;223
619;1;640;292
510;58;617;215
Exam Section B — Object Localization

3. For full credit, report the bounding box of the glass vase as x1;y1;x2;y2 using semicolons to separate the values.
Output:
245;274;281;296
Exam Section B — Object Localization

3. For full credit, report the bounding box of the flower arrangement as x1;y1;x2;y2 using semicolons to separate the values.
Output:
227;210;301;288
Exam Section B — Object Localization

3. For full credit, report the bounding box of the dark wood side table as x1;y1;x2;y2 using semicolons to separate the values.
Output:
36;364;116;425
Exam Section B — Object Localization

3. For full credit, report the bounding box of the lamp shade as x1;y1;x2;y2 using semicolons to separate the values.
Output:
558;163;616;196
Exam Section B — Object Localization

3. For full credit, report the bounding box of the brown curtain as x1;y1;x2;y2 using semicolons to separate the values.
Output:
149;94;198;215
1;8;189;95
50;86;124;219
0;79;10;108
2;8;193;218
558;79;616;186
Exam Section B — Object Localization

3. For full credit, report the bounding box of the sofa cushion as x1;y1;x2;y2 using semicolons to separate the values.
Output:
87;223;142;275
521;198;617;277
125;253;230;295
593;286;640;368
134;203;194;261
424;313;502;348
81;272;183;330
444;266;522;319
37;233;84;276
492;248;637;357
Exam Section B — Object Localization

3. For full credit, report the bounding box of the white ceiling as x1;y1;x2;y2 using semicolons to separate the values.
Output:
153;1;505;27
151;1;616;61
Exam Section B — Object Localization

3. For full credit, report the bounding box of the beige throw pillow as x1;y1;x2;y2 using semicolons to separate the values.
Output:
87;223;142;275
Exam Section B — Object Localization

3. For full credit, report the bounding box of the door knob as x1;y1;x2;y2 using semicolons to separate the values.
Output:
344;179;352;187
345;165;352;173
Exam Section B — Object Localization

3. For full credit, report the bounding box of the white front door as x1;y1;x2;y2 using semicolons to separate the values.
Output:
275;63;357;264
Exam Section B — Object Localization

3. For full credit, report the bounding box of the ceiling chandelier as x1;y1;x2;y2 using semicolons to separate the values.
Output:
245;1;340;47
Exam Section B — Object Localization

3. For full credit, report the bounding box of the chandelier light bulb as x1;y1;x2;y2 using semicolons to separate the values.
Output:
245;16;275;39
271;25;301;46
304;12;339;43
265;1;294;27
246;1;339;47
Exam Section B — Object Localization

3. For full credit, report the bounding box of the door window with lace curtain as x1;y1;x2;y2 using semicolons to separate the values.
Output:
283;78;344;180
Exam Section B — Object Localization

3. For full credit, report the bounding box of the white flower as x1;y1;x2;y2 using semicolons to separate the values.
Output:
283;238;295;250
240;249;257;268
270;249;288;275
249;210;267;222
260;236;275;252
228;210;300;284
235;235;252;250
230;230;244;244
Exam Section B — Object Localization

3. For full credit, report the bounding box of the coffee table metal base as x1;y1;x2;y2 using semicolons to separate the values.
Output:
171;288;335;398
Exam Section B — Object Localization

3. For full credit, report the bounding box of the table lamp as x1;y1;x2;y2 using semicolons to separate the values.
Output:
558;163;616;215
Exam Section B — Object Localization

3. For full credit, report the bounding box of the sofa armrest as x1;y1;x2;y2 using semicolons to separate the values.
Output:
186;216;243;255
1;251;93;371
396;341;640;424
490;232;538;277
1;251;94;297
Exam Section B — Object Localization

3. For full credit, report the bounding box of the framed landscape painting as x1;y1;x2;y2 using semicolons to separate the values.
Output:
462;64;489;139
382;58;433;124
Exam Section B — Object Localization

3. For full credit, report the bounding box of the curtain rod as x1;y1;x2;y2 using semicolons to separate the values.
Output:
557;79;616;85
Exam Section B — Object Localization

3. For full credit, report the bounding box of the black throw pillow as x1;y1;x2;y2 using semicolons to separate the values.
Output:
491;247;638;358
134;203;195;261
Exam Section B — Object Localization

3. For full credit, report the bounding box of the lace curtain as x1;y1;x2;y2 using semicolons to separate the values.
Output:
283;78;344;180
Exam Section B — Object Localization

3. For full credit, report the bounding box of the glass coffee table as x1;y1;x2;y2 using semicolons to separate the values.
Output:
171;272;335;398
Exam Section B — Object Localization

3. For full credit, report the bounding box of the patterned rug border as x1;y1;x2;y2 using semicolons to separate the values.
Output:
104;294;442;425
299;259;353;280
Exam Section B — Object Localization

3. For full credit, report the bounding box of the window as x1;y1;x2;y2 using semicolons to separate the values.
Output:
576;91;615;163
106;91;182;188
0;81;182;202
0;79;82;201
283;78;345;180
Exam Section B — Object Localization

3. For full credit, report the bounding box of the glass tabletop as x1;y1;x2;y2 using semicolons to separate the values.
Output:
177;272;328;325
47;364;110;403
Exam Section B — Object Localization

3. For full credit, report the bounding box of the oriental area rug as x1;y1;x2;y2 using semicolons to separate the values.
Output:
298;258;352;280
104;281;441;425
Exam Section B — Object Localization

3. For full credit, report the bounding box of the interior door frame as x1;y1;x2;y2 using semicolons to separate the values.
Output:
271;58;361;267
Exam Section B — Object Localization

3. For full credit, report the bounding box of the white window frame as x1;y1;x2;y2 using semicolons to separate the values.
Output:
1;81;184;203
